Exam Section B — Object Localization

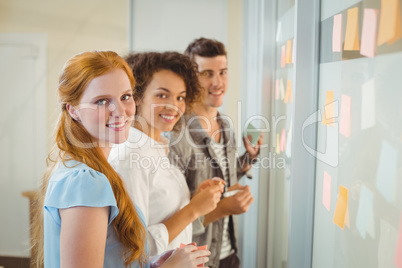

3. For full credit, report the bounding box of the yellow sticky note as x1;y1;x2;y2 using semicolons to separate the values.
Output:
377;0;402;46
333;185;348;229
284;80;293;103
286;39;292;64
344;7;360;51
322;91;335;125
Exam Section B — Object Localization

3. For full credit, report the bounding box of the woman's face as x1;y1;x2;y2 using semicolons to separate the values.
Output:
67;68;135;147
136;69;186;137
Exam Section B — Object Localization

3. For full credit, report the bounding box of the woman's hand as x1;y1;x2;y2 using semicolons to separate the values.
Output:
189;180;224;218
159;245;210;268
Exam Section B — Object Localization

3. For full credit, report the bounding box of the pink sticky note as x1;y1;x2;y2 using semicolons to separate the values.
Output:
280;129;286;152
333;14;343;52
361;8;379;58
275;79;279;100
281;45;286;67
340;94;351;137
323;171;331;211
395;214;402;267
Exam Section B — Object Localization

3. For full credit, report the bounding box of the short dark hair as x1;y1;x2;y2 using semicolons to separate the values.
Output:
124;51;202;112
184;37;227;60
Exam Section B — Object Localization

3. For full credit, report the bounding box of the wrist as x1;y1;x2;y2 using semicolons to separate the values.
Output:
186;202;201;220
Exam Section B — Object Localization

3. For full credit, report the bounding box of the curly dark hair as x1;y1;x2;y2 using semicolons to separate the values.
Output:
124;51;202;112
184;37;227;60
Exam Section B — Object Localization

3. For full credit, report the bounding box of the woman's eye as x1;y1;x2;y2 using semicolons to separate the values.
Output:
158;94;167;99
178;96;186;101
96;99;108;105
122;94;132;101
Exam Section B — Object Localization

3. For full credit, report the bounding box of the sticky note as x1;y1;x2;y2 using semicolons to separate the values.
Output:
180;243;208;267
344;7;360;50
340;94;351;137
377;0;402;46
376;140;398;203
284;80;293;103
361;79;376;129
361;8;379;58
322;91;335;125
395;214;402;267
280;129;286;152
286;39;292;63
281;45;286;67
333;185;348;229
276;22;282;42
333;14;343;52
244;123;260;147
276;133;280;154
323;171;331;211
345;206;350;229
275;79;279;100
286;121;292;158
356;184;375;239
280;79;285;100
378;219;398;268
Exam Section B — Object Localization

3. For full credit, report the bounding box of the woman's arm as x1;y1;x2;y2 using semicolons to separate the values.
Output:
163;183;223;243
59;206;109;268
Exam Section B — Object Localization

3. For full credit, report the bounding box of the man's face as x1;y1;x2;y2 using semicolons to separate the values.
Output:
194;55;228;109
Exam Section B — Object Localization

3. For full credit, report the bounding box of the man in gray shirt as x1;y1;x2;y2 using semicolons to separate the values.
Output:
168;37;262;268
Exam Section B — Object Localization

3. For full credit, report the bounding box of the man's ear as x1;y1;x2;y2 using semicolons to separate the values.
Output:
66;103;80;122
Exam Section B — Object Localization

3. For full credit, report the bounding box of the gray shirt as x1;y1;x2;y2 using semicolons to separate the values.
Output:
168;113;248;268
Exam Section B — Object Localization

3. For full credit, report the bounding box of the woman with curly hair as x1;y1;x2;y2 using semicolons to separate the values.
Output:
109;51;223;258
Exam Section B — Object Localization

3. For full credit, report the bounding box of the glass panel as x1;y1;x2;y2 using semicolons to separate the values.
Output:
313;0;402;267
268;0;296;267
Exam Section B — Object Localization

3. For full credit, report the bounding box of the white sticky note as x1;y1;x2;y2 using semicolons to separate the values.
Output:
361;79;376;129
356;184;375;239
378;219;398;268
376;140;398;203
280;79;285;100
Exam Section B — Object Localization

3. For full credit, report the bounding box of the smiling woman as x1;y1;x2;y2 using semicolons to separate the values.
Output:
109;51;223;259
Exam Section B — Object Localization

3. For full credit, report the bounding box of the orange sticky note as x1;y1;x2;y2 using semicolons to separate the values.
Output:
286;39;292;63
284;80;293;103
333;14;343;52
345;206;350;229
333;185;348;229
280;129;286;152
339;94;351;137
361;8;379;58
323;171;331;211
377;0;402;46
280;79;285;100
322;91;335;125
344;7;360;51
395;214;402;267
281;45;286;67
275;79;279;100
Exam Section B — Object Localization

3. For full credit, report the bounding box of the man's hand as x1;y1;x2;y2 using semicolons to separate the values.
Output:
219;184;254;216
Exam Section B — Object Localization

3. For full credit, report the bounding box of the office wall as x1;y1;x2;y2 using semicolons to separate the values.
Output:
0;0;129;257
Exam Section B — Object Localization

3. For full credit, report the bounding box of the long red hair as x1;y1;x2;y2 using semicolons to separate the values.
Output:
31;51;147;267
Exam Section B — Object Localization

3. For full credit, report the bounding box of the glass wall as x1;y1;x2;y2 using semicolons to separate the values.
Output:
312;0;402;267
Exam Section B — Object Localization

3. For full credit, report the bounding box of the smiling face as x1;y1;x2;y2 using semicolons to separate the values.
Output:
135;69;186;139
67;68;135;148
194;55;228;109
